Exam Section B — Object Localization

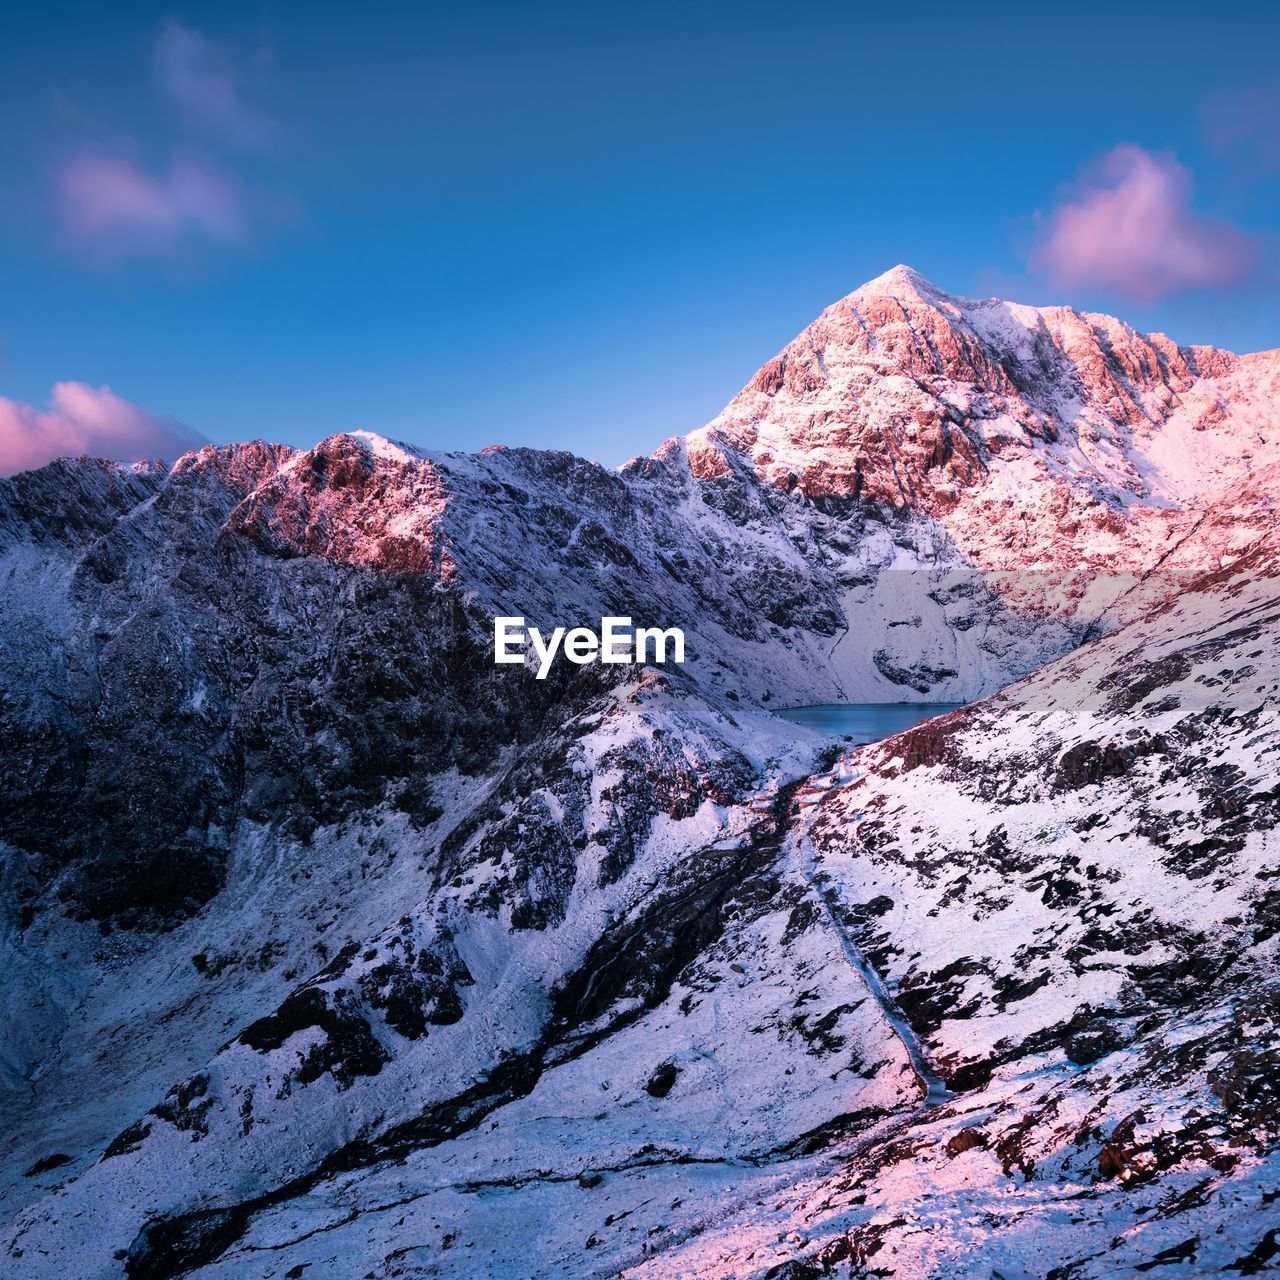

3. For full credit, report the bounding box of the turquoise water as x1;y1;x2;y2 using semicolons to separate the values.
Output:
776;702;963;744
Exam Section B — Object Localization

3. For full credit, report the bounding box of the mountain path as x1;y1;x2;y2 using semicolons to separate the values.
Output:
790;762;952;1107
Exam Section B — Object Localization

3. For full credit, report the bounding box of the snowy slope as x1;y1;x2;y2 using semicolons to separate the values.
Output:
1;270;1278;1279
8;538;1273;1280
689;265;1280;622
634;533;1280;1278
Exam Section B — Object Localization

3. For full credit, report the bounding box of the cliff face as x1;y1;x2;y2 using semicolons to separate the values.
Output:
690;265;1280;616
701;266;1277;516
1;272;1278;1279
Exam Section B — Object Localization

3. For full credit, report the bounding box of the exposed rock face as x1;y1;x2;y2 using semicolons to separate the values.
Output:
0;437;569;931
1;270;1278;1278
693;266;1280;607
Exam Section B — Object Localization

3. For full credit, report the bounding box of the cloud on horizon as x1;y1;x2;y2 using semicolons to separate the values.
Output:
1031;145;1257;304
0;382;206;477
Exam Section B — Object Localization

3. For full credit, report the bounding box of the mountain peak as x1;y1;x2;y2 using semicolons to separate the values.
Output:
694;259;1280;538
853;263;946;301
347;429;425;464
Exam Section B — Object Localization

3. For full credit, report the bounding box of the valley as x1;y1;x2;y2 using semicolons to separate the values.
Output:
1;267;1278;1278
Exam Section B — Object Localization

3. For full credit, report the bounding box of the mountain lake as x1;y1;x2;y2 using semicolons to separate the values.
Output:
776;702;964;744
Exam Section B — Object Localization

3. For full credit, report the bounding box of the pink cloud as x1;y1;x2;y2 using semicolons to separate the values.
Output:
1031;145;1257;304
56;148;262;261
155;20;273;147
0;382;206;477
50;21;289;265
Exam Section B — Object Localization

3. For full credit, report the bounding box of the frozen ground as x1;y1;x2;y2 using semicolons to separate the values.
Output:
2;269;1278;1277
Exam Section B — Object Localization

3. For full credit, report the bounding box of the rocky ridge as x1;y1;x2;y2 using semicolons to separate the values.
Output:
1;269;1278;1278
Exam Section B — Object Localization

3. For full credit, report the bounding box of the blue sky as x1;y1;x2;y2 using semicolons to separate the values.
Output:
2;0;1277;471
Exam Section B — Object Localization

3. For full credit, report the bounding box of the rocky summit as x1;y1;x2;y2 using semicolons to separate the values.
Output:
2;269;1279;1279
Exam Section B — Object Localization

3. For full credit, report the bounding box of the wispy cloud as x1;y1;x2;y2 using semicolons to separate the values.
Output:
1030;145;1256;305
155;19;274;147
1203;84;1280;179
57;148;250;261
53;19;288;265
0;382;206;476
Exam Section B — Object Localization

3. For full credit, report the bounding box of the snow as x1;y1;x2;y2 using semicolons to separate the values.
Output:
3;269;1279;1278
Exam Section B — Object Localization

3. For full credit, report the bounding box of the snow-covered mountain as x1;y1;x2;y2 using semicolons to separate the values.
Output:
1;269;1278;1278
